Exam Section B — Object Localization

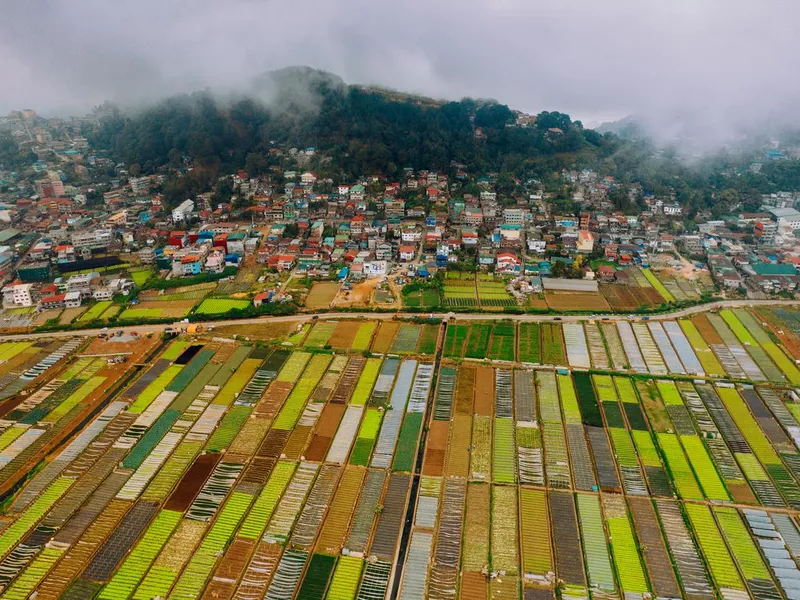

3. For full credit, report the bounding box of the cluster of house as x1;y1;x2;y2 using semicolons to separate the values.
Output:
2;273;134;311
138;225;257;276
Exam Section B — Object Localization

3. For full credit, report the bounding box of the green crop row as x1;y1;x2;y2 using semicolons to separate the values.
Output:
273;355;331;430
657;433;703;500
99;510;182;599
492;418;516;483
239;461;296;540
170;491;255;597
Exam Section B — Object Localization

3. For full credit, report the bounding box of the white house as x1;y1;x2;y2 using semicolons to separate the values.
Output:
300;172;317;186
363;261;388;278
64;291;82;308
2;283;32;307
172;199;194;222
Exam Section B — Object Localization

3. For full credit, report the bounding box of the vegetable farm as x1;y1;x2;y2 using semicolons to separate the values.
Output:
2;308;800;599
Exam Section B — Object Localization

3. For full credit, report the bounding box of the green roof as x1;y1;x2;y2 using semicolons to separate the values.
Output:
0;229;20;243
752;263;797;276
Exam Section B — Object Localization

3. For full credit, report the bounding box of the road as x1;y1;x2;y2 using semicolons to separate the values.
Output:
1;298;799;342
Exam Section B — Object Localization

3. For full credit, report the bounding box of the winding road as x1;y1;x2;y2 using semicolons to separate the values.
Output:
2;299;800;341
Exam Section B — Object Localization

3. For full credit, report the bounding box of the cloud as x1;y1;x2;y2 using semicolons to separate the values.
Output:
2;0;799;144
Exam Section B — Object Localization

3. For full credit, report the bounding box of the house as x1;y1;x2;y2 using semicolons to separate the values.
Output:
350;184;365;201
92;288;114;301
399;246;416;261
139;247;157;264
2;282;33;307
40;294;66;310
363;261;388;278
172;199;194;222
64;291;82;308
267;255;296;272
496;251;521;273
576;230;595;253
205;252;225;274
374;243;392;261
253;292;270;307
597;265;616;281
180;255;202;276
527;237;546;254
300;172;317;186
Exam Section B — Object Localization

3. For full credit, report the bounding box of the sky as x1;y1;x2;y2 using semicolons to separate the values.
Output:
2;0;799;142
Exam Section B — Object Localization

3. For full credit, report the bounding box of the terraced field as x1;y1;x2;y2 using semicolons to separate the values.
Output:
3;308;800;599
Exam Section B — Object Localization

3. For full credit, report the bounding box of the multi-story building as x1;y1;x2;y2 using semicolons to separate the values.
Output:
2;282;33;307
503;208;525;225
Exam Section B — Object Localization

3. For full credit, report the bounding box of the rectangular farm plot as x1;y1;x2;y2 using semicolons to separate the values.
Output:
304;281;339;309
443;323;468;358
464;323;492;359
477;278;516;307
443;273;478;307
540;324;566;366
518;322;541;363
371;321;399;354
194;298;250;315
486;322;516;361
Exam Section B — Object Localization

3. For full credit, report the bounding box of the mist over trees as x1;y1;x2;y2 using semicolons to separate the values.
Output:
80;68;800;212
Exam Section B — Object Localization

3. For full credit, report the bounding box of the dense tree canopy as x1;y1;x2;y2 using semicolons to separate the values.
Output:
80;69;800;211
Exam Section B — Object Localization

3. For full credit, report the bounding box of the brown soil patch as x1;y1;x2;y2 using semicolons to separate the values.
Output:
59;306;87;325
371;322;399;353
754;308;800;360
165;453;220;511
423;421;449;476
305;404;346;461
455;364;476;415
692;314;723;345
283;425;313;460
333;278;381;308
212;321;299;342
305;281;339;309
33;309;62;326
328;321;361;349
473;366;495;416
545;291;611;311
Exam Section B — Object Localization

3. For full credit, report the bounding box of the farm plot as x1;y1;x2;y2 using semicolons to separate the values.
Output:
518;323;541;364
304;321;337;348
486;322;516;361
540;324;566;366
544;291;610;311
403;286;440;309
351;322;376;352
391;324;422;354
477;279;515;307
194;297;250;315
327;320;361;349
304;281;339;309
442;323;467;358
416;324;439;354
584;323;610;369
442;273;478;307
562;323;590;368
617;321;647;373
371;322;399;354
464;323;492;359
77;301;114;323
641;268;676;302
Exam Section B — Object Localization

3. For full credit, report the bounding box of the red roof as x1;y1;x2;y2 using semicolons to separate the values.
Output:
181;255;200;263
254;292;270;301
41;294;65;303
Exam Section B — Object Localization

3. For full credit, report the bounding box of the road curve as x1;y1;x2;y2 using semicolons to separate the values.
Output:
1;298;799;342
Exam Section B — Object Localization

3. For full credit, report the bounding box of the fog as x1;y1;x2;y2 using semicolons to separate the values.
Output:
2;0;799;146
